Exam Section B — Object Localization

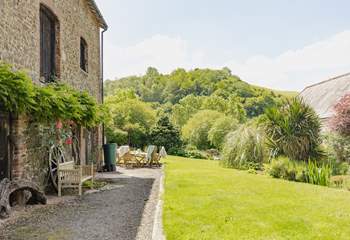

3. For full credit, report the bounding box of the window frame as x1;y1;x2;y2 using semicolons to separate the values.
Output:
80;37;88;73
40;4;60;82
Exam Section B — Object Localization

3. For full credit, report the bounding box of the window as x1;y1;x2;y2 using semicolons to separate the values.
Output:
80;38;88;72
40;5;58;82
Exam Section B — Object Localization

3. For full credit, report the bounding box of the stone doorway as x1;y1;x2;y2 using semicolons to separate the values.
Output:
0;112;10;180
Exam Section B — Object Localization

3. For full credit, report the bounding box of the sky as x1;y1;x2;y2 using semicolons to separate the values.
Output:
95;0;350;91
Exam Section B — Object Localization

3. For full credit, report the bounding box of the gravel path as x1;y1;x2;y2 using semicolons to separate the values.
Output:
0;167;162;240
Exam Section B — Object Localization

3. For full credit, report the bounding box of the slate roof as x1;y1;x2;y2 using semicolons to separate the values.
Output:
86;0;108;30
299;73;350;119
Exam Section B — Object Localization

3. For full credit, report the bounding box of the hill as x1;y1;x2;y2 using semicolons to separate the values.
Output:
104;67;288;118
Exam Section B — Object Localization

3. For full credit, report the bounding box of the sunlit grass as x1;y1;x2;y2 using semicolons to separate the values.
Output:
163;156;350;240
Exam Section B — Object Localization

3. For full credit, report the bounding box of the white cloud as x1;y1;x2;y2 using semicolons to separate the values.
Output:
104;35;205;80
226;31;350;90
104;31;350;91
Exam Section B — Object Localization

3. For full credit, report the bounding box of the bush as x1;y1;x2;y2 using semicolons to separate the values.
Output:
149;115;182;151
323;133;350;164
265;98;323;161
169;147;208;159
182;110;225;149
268;157;332;186
329;93;350;135
106;128;128;145
221;125;266;170
305;161;332;186
208;116;239;149
268;157;305;181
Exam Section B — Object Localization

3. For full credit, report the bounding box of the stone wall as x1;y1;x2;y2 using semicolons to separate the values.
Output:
0;0;102;100
0;0;104;189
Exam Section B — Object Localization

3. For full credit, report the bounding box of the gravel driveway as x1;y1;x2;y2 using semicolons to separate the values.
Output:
0;167;162;240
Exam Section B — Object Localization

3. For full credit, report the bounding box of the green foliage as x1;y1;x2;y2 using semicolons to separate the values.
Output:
221;125;266;170
268;157;306;182
105;89;156;147
149;115;182;152
104;67;286;150
323;133;350;163
0;63;104;127
268;157;332;186
265;98;323;161
182;110;224;149
208;116;239;149
83;180;107;189
33;84;101;127
0;63;36;114
305;161;332;186
169;146;208;159
106;128;128;145
105;67;283;120
171;95;203;127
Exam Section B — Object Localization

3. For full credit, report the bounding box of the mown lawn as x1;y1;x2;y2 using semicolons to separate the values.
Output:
163;156;350;240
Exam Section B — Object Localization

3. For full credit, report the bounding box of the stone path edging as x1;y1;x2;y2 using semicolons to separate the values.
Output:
152;166;166;240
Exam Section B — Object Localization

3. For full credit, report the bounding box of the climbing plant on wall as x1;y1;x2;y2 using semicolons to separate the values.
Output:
0;63;107;128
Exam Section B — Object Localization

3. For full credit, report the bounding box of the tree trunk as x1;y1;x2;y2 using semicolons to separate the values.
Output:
0;178;47;218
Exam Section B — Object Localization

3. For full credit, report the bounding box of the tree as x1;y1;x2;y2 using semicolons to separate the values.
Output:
208;116;239;149
329;93;350;135
265;98;323;161
171;95;203;127
105;90;156;147
182;110;225;149
149;115;182;152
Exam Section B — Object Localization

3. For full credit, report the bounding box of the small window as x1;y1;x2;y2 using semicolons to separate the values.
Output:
80;38;88;72
40;5;58;82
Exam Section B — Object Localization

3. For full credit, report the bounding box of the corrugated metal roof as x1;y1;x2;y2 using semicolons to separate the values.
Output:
299;73;350;119
86;0;108;30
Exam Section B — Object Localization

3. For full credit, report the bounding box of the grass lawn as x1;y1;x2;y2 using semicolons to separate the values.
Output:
163;156;350;240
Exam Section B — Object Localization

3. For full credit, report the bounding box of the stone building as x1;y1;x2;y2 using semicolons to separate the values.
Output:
0;0;108;188
299;72;350;130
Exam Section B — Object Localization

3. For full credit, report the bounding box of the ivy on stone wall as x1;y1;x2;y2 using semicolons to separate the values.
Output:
0;63;36;114
0;63;106;128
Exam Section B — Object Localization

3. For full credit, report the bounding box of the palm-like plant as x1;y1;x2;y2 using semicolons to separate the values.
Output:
265;98;323;161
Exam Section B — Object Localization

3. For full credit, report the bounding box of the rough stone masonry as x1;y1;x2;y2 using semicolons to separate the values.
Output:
0;0;106;189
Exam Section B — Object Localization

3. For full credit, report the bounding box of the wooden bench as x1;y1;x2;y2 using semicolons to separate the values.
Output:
57;161;94;197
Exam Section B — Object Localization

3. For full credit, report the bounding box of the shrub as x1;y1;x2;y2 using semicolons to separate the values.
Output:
169;147;208;159
208;116;239;149
182;110;225;149
330;175;350;190
304;161;332;186
323;133;350;164
149;115;182;151
268;157;304;181
268;157;332;186
106;128;128;145
329;93;350;135
221;125;266;170
265;98;323;161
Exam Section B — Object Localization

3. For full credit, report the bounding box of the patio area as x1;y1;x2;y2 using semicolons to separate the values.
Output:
0;167;163;240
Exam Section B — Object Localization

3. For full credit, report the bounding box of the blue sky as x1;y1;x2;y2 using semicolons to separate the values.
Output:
96;0;350;91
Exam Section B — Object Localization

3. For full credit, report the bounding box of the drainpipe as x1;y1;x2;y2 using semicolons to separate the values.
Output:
101;28;107;145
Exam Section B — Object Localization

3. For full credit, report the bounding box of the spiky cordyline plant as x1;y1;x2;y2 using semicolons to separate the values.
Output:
265;98;323;161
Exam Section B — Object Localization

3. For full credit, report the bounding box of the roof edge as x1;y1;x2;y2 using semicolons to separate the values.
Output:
87;0;108;30
299;72;350;97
